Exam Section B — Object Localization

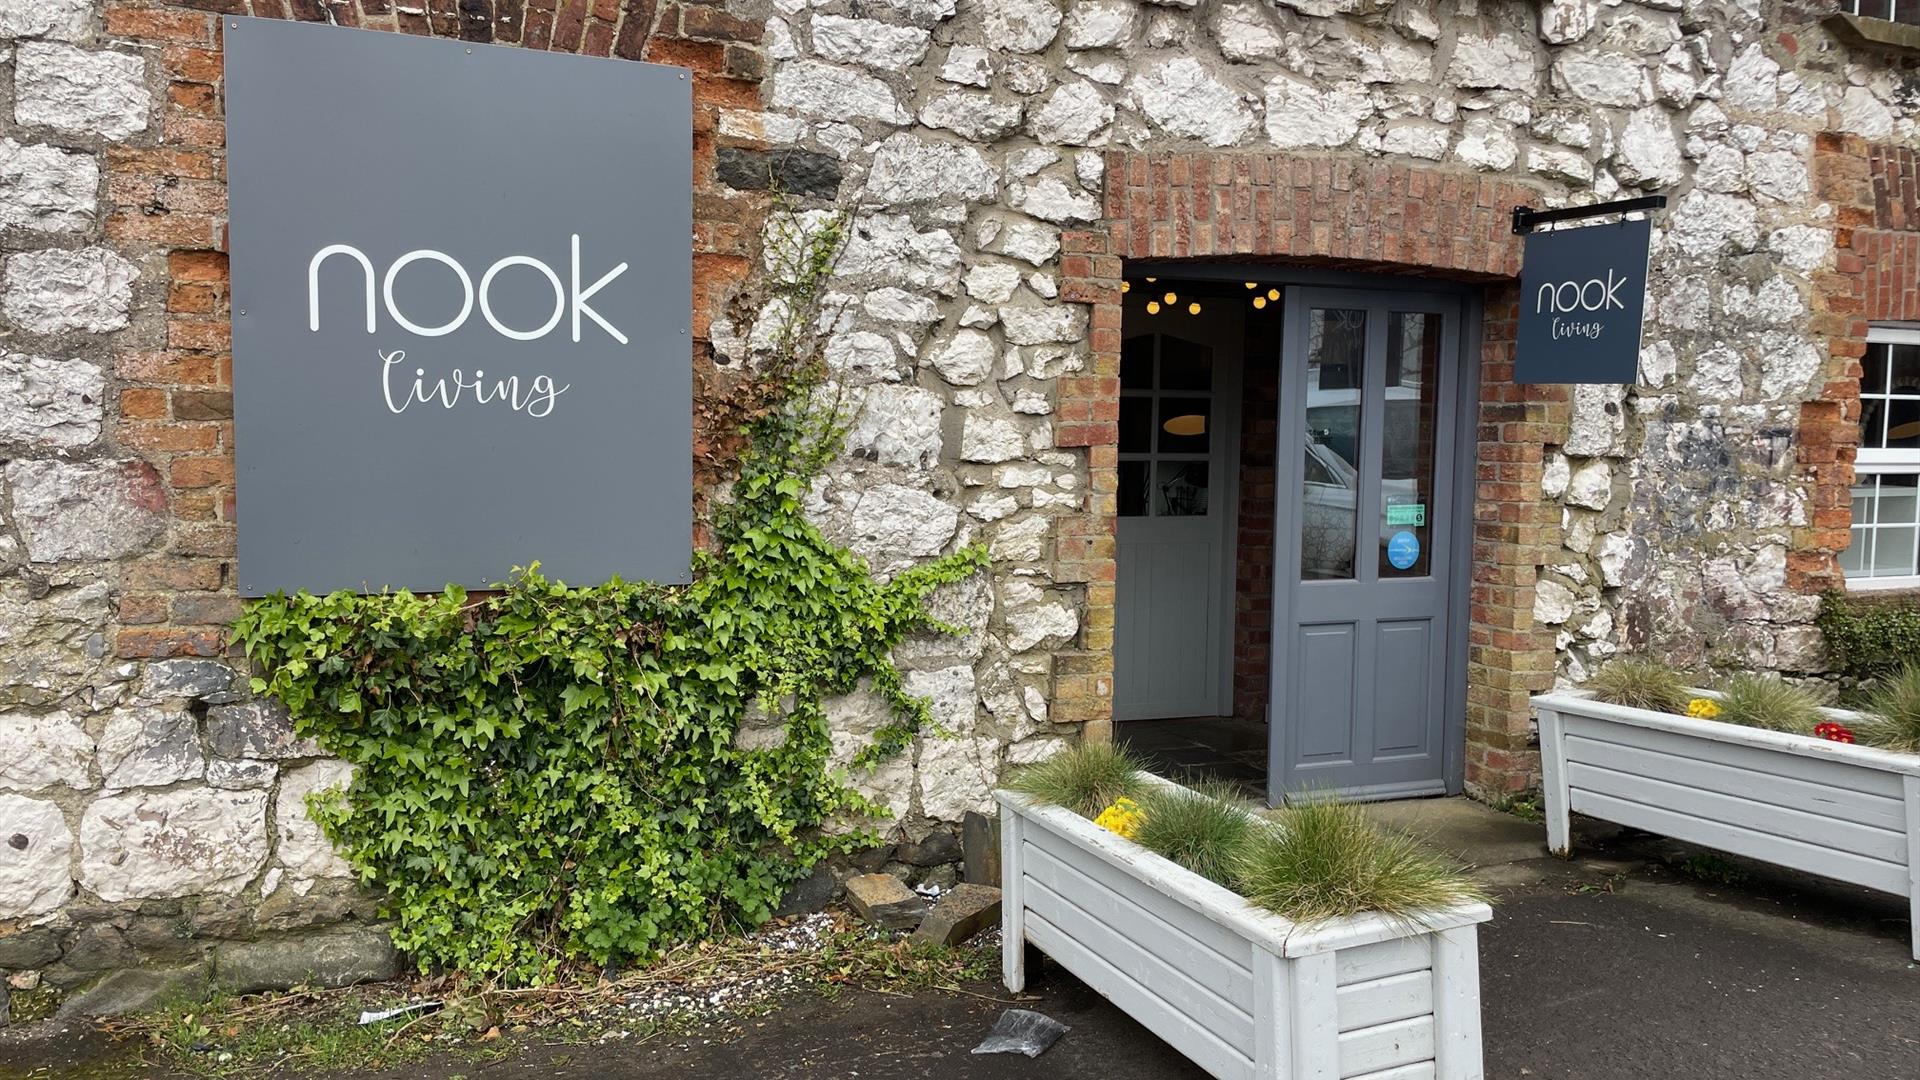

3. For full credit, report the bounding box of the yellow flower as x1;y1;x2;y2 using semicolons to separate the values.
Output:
1686;697;1721;720
1094;796;1145;840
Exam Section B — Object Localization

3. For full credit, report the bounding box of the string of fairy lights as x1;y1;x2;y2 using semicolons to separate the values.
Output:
1122;278;1284;314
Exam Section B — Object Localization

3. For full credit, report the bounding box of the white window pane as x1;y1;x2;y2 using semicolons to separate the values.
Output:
1871;525;1918;577
1879;475;1919;525
1852;481;1878;525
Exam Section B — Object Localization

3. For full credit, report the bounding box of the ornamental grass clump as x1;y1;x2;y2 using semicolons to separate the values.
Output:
1857;664;1920;753
1005;742;1149;819
1586;657;1690;714
1131;781;1257;886
1235;798;1487;926
1715;673;1823;734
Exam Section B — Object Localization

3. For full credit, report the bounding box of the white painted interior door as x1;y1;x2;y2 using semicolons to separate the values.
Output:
1113;302;1241;721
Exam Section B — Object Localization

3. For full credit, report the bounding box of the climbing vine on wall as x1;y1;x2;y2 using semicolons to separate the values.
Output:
232;201;987;982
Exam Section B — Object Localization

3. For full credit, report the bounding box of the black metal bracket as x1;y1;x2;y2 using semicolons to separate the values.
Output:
1511;195;1668;235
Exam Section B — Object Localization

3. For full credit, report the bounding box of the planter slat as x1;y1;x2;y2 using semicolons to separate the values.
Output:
1565;760;1908;863
1024;873;1257;1051
1338;1016;1434;1078
1346;1063;1436;1080
1574;789;1910;894
1024;822;1255;963
999;788;1489;1080
1537;691;1920;959
1334;937;1431;986
1026;910;1258;1080
1564;730;1908;829
1336;971;1433;1032
1024;841;1256;1002
1565;714;1908;796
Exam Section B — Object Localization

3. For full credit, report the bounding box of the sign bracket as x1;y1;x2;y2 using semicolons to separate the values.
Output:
1511;195;1668;236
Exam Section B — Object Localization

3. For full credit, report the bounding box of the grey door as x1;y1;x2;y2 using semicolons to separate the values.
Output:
1114;307;1241;721
1271;288;1463;800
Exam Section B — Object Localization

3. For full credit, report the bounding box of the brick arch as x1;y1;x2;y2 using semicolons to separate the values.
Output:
1055;150;1561;797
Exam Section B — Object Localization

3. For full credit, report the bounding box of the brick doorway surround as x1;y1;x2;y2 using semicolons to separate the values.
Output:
1055;151;1565;797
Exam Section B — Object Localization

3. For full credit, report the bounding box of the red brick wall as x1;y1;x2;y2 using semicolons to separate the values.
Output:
99;0;761;659
1232;350;1277;725
1059;150;1558;793
1798;134;1920;595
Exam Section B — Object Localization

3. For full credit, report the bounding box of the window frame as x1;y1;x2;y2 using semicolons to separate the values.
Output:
1845;324;1920;592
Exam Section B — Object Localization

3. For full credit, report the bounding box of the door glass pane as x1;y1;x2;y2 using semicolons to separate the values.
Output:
1301;307;1366;580
1119;460;1149;517
1120;396;1152;454
1160;337;1213;391
1380;311;1440;576
1155;461;1209;516
1158;397;1211;453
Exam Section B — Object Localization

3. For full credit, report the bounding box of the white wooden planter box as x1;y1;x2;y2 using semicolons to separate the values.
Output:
997;786;1492;1080
1534;690;1920;959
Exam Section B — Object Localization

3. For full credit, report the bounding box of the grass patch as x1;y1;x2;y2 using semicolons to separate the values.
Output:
1586;657;1690;714
1678;853;1751;887
1004;741;1148;818
1715;673;1822;734
1856;663;1920;753
1132;781;1257;886
1236;799;1487;925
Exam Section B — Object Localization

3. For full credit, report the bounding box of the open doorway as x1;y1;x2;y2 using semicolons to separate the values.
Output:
1112;269;1478;806
1112;275;1282;795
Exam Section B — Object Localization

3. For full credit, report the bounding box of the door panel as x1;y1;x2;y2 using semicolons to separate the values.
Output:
1272;288;1462;800
1114;305;1242;721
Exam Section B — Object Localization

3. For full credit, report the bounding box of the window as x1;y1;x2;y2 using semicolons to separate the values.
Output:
1843;326;1920;589
1846;0;1920;25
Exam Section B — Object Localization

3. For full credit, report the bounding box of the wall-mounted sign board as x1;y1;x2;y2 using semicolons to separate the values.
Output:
1514;217;1653;384
226;18;692;595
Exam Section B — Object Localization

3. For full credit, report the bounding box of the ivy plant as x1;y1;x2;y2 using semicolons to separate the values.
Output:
233;201;986;982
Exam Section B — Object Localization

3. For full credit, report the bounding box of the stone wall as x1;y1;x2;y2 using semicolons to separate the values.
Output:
3;0;1919;1012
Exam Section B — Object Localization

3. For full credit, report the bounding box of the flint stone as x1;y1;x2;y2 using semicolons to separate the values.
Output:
141;659;236;701
7;459;165;562
57;964;209;1019
0;711;92;790
895;829;962;867
60;924;134;972
0;583;107;711
982;0;1062;52
80;787;270;901
0;139;97;234
14;43;150;140
809;14;931;71
0;794;73;918
1129;58;1254;147
275;760;355;879
866;134;1000;204
213;927;399;995
910;883;1002;945
0;927;61;969
774;866;838;917
845;873;925;930
0;0;92;40
97;706;203;789
205;700;322;760
962;810;1001;886
846;384;944;469
714;147;841;199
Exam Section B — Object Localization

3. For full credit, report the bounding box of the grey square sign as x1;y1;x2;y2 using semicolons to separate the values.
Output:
226;18;692;595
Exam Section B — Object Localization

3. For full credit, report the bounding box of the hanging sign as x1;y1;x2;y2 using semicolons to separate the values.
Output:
1514;218;1652;384
225;18;692;595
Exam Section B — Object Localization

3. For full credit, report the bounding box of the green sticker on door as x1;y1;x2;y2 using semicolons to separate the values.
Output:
1385;499;1426;527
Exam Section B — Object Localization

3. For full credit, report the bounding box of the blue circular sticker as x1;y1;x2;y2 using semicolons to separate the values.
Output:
1387;530;1420;571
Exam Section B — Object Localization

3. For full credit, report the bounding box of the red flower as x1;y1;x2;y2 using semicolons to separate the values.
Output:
1814;721;1856;744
